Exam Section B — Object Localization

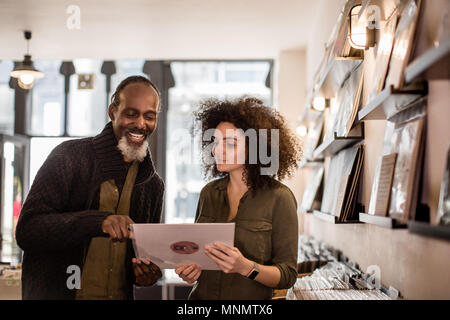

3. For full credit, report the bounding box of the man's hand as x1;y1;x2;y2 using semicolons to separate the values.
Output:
175;264;202;284
132;258;162;286
101;215;134;242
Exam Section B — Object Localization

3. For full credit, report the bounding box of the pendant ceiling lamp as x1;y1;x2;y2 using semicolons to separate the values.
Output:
10;31;44;90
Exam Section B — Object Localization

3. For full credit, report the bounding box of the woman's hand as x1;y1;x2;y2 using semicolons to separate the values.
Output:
204;242;253;276
132;258;162;286
175;264;202;284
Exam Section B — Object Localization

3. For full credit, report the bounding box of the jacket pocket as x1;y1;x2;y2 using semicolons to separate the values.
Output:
235;219;272;264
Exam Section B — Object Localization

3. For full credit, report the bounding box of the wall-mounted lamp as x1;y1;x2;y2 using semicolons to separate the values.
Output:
296;123;308;137
10;31;44;90
312;97;330;112
348;5;376;50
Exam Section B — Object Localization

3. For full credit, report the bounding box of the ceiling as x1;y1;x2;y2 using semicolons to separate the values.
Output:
0;0;319;61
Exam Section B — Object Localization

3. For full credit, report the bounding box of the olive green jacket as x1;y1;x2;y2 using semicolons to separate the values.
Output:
189;177;298;300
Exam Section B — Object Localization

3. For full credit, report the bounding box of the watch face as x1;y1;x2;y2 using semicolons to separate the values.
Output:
170;241;199;254
248;270;259;280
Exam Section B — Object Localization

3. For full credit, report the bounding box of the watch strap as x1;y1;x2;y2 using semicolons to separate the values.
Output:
246;262;259;280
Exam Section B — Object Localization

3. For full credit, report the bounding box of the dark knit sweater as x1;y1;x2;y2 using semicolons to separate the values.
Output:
15;122;164;300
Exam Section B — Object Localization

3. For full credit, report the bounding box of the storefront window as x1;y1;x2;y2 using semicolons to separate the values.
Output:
0;136;27;265
110;59;146;104
0;61;15;135
165;61;271;223
29;60;65;136
68;59;107;136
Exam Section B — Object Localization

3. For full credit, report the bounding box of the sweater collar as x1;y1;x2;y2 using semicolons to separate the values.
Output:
92;122;156;185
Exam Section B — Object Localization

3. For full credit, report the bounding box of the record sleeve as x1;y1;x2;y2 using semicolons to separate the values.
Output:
321;145;361;215
367;10;399;103
300;163;324;213
437;145;450;226
303;112;324;160
387;117;425;222
334;62;364;137
385;0;421;89
130;223;235;270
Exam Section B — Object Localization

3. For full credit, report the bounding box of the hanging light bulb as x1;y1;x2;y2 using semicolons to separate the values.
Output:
10;31;44;90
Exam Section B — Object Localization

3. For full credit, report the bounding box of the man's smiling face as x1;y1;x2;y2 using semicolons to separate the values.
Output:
108;82;159;161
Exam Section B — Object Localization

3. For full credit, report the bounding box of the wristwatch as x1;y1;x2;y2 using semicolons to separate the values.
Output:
246;262;260;280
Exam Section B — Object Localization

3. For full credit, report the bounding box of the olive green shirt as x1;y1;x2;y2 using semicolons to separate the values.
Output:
76;161;138;300
189;177;299;300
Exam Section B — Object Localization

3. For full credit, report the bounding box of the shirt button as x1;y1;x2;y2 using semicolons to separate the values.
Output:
110;268;113;272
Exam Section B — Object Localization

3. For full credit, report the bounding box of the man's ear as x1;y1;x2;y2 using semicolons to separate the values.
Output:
108;104;116;121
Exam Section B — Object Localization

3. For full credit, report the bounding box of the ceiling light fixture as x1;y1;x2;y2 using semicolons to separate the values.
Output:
10;31;44;90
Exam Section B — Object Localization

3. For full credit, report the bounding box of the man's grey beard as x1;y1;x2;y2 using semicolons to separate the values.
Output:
117;136;149;162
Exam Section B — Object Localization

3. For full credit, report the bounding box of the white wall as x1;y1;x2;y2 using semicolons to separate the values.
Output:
305;0;347;90
276;49;307;206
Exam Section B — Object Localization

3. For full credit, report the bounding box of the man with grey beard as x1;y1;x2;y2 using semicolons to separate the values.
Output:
16;76;165;300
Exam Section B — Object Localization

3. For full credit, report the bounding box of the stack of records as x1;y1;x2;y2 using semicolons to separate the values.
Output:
297;235;337;274
368;101;426;223
287;262;392;300
321;144;364;222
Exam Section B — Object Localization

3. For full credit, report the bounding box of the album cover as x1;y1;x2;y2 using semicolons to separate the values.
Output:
303;112;324;160
437;145;450;226
300;163;324;213
367;9;399;103
368;153;398;216
130;223;235;270
387;117;425;223
385;0;422;89
334;62;364;137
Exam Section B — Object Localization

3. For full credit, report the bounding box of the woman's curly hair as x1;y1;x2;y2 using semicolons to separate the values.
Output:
193;96;302;190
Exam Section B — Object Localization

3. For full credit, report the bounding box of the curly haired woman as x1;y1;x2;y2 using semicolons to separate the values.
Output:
175;97;302;300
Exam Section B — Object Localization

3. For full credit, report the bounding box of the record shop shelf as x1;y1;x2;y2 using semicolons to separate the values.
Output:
314;57;363;98
313;123;364;159
298;158;324;170
404;36;450;84
313;210;362;224
357;83;427;122
359;213;407;229
407;221;450;242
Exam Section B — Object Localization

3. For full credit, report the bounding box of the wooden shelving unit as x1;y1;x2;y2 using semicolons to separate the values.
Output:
313;210;361;224
359;213;407;229
408;221;450;241
313;123;364;159
404;36;450;83
357;83;427;121
297;0;450;300
298;159;324;170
